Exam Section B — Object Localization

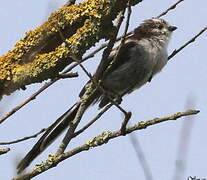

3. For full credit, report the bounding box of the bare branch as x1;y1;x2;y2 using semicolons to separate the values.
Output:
56;101;86;155
157;0;184;18
0;128;46;145
12;109;199;180
94;9;126;81
56;72;78;79
168;26;207;60
0;66;78;125
73;104;112;138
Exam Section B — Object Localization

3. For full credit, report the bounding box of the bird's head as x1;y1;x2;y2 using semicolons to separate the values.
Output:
134;18;177;40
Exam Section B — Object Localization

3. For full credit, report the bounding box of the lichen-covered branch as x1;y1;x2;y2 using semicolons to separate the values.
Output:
12;109;199;180
0;0;142;98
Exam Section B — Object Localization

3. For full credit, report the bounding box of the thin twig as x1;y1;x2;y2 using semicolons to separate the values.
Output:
12;109;199;180
0;128;47;145
56;101;86;154
168;26;207;60
120;5;132;45
116;5;133;134
73;104;112;138
0;67;78;125
93;10;126;81
157;0;184;18
57;72;78;79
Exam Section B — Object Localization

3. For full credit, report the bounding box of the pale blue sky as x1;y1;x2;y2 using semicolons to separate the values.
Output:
0;0;206;180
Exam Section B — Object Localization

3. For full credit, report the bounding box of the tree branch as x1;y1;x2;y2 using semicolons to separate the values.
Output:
0;0;142;98
12;109;199;180
0;128;46;145
157;0;184;18
168;26;207;60
73;104;112;138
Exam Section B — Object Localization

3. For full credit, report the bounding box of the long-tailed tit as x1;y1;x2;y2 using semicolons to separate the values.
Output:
17;18;177;173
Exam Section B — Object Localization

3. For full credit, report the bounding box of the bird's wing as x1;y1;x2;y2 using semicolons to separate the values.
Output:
79;40;138;98
102;40;138;78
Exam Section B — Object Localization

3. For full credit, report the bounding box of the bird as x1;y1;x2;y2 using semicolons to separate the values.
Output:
17;18;177;173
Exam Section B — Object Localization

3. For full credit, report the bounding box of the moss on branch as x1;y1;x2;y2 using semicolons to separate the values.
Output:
0;0;142;98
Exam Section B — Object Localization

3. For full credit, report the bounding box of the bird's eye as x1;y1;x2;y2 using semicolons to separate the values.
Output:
158;24;163;29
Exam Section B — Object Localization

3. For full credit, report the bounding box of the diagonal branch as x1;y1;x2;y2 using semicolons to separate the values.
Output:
56;101;87;154
73;103;112;137
157;0;184;18
168;26;207;60
93;9;126;81
0;128;47;145
0;70;78;125
12;109;199;180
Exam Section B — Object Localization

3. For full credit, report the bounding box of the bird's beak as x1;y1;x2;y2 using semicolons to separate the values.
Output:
168;26;177;32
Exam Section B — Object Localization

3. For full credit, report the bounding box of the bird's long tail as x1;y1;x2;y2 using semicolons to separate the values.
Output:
17;102;80;173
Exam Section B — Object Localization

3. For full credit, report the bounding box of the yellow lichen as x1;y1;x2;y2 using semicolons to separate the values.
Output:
0;0;131;97
86;131;112;147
